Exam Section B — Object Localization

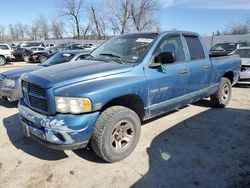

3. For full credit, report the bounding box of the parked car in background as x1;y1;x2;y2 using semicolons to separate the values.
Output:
210;42;250;57
231;47;250;84
45;43;56;49
13;48;32;61
18;31;241;162
28;47;45;53
83;43;98;50
23;47;45;62
0;50;90;102
0;43;13;65
18;42;45;48
23;45;91;63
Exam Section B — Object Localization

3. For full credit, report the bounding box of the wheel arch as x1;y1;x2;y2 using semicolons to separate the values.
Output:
101;94;145;122
223;71;234;84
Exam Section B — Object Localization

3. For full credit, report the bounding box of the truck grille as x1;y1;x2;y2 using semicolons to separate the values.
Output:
22;80;49;114
0;74;5;89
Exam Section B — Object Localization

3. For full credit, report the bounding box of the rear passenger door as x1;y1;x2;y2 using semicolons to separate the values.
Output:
183;35;212;97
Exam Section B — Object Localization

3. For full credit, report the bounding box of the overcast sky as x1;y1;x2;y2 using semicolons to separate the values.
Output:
0;0;250;36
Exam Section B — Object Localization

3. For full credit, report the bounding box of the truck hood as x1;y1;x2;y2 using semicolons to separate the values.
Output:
21;60;134;89
1;66;42;79
241;58;250;65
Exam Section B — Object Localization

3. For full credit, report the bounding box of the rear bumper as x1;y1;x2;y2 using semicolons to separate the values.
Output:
18;99;100;150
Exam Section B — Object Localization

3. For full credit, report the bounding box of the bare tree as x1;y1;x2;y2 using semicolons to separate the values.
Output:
29;23;40;40
51;20;65;39
0;25;6;40
90;6;101;39
89;6;107;39
17;23;28;40
8;24;19;40
36;16;50;39
223;23;249;35
107;0;130;34
129;0;159;31
58;0;84;39
81;24;90;39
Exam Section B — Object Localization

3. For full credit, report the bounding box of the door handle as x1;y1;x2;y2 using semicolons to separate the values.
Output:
179;69;189;74
204;65;210;70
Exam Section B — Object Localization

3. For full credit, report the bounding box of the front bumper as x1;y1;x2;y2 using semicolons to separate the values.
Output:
239;71;250;84
0;86;22;102
18;99;100;150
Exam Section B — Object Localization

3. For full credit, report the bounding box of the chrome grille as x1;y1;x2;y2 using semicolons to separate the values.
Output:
22;80;49;113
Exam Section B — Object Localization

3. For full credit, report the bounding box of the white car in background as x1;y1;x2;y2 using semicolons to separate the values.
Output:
45;43;56;49
231;47;250;84
27;47;45;53
0;43;14;65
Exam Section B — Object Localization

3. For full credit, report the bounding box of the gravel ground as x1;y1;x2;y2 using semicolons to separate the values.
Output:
0;63;249;188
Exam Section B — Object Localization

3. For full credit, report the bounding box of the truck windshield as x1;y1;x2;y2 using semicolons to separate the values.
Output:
234;49;250;58
41;52;74;66
90;33;157;63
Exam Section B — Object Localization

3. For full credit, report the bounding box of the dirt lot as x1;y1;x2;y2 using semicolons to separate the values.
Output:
0;62;250;188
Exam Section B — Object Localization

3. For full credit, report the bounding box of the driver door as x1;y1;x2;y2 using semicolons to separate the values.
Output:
144;35;190;117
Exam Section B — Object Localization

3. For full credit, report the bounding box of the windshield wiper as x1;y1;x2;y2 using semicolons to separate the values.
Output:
99;53;125;64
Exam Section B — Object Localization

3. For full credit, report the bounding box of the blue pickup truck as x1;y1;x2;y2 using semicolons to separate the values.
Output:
18;31;241;162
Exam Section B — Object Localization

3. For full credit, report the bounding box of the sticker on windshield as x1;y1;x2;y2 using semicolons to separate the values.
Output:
136;38;153;43
63;53;71;57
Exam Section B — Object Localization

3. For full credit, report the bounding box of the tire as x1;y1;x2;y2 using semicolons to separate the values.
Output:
39;56;47;63
23;55;29;63
90;106;141;162
0;56;6;66
210;77;232;107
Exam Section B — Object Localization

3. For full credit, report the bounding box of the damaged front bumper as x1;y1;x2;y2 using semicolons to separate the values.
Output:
18;99;100;150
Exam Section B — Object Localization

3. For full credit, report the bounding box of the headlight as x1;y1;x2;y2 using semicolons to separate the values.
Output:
55;97;92;114
3;79;15;88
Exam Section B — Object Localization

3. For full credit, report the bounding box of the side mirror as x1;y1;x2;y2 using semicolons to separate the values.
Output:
154;52;175;64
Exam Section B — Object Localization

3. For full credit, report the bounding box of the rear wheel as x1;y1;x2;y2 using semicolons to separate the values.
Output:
90;106;141;162
0;56;6;66
210;77;232;107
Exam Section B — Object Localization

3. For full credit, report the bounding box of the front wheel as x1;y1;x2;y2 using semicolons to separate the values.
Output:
210;77;232;107
90;106;141;162
23;55;29;63
0;56;6;66
39;56;47;63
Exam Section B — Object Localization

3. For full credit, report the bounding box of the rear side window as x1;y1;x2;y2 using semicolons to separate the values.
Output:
184;36;205;60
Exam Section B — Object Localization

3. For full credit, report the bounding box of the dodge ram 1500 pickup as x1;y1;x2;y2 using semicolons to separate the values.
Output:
18;31;241;162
